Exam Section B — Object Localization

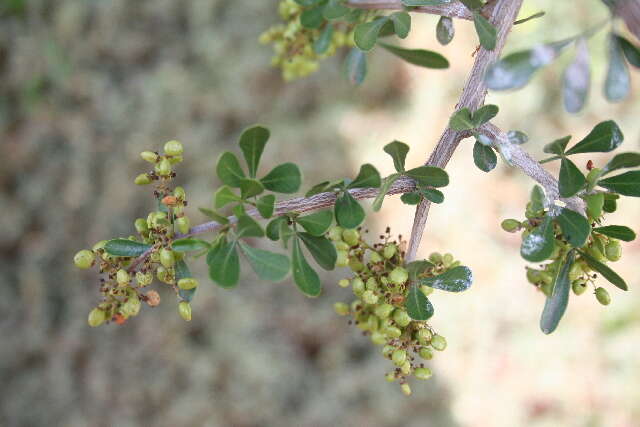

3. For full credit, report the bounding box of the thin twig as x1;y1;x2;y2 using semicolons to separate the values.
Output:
345;0;481;19
405;0;524;262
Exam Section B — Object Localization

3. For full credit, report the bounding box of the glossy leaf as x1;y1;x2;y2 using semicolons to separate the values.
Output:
216;152;245;187
520;215;555;262
436;16;454;45
508;130;529;145
239;178;264;199
405;285;434;321
390;11;411;38
344;48;367;85
597;170;640;196
238;125;269;178
563;38;590;114
291;238;321;297
472;104;499;127
172;238;210;252
601;152;640;176
323;0;349;20
593;225;636;242
207;239;240;288
348;163;381;189
555;208;591;247
300;5;325;29
616;34;640;68
578;250;628;291
406;166;449;188
473;12;496;50
297;210;333;236
459;0;483;10
449;108;474;131
543;136;571;155
256;194;276;219
335;191;365;228
198;207;229;224
422;188;444;204
378;43;449;69
266;216;287;241
104;239;151;257
400;192;421;205
540;250;575;334
354;17;389;51
238;241;289;282
406;260;435;281
261;163;301;194
485;50;538;91
530;185;546;212
384;140;410;173
565;120;623;155
473;141;497;172
372;173;401;211
236;215;264;238
298;232;337;270
559;158;586;198
314;24;334;54
416;266;473;292
604;33;630;102
214;186;240;209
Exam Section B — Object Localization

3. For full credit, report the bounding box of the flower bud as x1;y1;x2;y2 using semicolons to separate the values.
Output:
392;349;407;366
389;267;408;285
431;334;447;351
393;310;411;328
401;383;412;396
417;328;432;344
374;303;394;319
116;269;130;287
164;140;183;156
140;151;159;163
328;226;344;241
595;287;611;305
334;302;350;316
419;347;434;360
157;158;172;177
342;229;360;246
136;271;153;287
414;367;433;380
178;301;192;321
338;279;350;288
160;248;175;268
362;290;379;305
134;173;152;185
146;290;161;307
74;249;95;269
501;219;521;233
178;278;199;290
176;216;190;234
443;253;454;268
88;308;106;327
383;244;397;259
336;250;349;267
605;240;622;262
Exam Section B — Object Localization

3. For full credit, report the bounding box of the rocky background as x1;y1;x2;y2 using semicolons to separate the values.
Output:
1;1;639;426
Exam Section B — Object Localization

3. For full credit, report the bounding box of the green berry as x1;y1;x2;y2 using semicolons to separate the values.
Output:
88;308;106;327
383;244;397;259
156;266;172;283
401;383;412;396
382;344;395;358
366;277;378;291
392;349;407;366
367;315;379;331
385;372;396;382
338;279;350;288
178;301;192;321
92;240;107;252
164;140;183;156
116;269;130;287
501;219;521;233
328;226;344;241
336;250;349;267
140;151;159;163
401;360;412;375
342;229;360;246
572;280;587;296
178;278;199;290
369;251;383;263
136;271;153;287
176;216;190;234
335;241;350;251
419;347;434;360
417;328;432;344
370;331;386;345
595;287;611;305
414;367;433;380
174;186;186;199
431;334;447;351
134;218;149;234
334;302;350;316
526;268;541;284
384;326;402;339
348;257;364;272
362;290;379;305
389;267;408;285
569;262;584;282
374;303;394;319
169;155;183;164
429;252;442;263
157;158;172;177
605;240;621;262
74;249;95;269
134;173;152;185
122;297;141;317
352;277;365;296
393;310;411;328
160;248;175;268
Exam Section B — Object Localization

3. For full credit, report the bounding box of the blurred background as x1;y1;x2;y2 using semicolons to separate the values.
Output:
1;1;639;426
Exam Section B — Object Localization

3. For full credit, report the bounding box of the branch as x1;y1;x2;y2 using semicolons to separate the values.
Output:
345;0;485;19
405;0;524;262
